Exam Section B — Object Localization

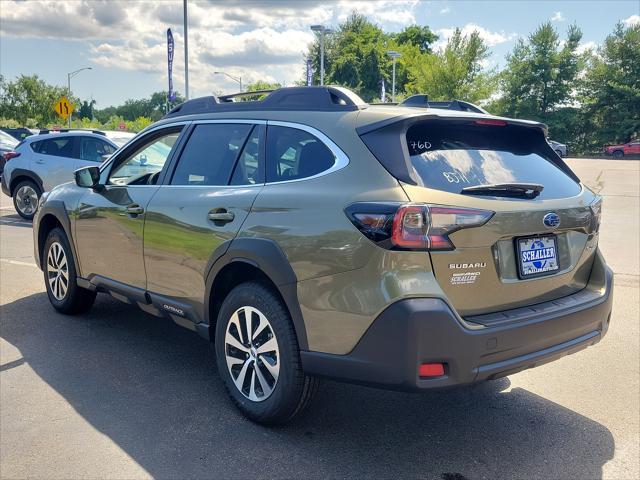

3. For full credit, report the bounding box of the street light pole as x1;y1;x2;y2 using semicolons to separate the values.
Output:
213;71;242;92
386;51;401;103
66;67;92;127
184;0;189;100
310;25;332;86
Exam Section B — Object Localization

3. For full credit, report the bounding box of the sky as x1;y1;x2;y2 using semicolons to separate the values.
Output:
0;0;638;108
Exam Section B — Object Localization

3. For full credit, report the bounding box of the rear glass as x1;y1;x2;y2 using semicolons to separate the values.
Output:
406;122;580;199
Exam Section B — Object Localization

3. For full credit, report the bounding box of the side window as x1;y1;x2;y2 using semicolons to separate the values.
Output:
170;123;252;186
38;137;76;158
79;137;116;162
266;126;335;182
230;127;263;185
108;129;181;186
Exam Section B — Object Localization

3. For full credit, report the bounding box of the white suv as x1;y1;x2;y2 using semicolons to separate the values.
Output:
1;130;118;219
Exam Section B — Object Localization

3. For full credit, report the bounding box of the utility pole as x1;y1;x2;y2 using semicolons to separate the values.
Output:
67;67;92;127
310;25;333;86
183;0;189;99
386;51;401;103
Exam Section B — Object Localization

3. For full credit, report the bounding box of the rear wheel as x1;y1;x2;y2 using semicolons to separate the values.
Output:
612;150;624;159
44;228;96;314
215;282;318;424
13;180;41;220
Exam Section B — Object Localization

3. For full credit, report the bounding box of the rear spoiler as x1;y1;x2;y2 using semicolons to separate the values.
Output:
357;113;578;186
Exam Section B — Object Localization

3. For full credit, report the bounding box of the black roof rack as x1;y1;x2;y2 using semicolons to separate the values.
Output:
38;128;106;136
399;95;489;114
164;86;367;118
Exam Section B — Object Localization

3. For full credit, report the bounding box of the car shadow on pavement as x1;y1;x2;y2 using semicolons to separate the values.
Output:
1;293;614;480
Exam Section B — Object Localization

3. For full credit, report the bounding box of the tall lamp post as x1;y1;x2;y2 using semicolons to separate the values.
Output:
214;71;242;93
386;51;401;103
310;24;333;86
183;0;189;99
67;67;92;127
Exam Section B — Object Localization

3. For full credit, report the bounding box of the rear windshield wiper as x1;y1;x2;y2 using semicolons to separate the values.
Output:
460;183;544;199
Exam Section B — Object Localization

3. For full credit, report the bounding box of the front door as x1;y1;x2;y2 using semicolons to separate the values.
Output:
143;122;264;313
74;127;185;289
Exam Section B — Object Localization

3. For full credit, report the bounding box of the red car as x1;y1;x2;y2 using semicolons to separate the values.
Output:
604;141;640;158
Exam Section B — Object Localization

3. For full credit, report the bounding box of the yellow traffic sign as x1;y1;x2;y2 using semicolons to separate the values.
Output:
53;97;74;120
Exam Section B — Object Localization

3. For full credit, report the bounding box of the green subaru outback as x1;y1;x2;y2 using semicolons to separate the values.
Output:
33;86;613;424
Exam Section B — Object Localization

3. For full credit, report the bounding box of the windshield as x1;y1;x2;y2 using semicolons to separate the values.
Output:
0;130;18;149
406;122;580;200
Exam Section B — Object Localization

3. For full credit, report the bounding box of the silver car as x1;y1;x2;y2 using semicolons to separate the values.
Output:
548;139;568;157
1;130;118;219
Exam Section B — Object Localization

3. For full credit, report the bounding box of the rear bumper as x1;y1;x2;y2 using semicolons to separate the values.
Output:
301;256;613;391
1;173;10;196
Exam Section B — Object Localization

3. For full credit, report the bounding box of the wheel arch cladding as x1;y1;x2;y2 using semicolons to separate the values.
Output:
35;201;79;275
205;237;308;350
10;169;44;194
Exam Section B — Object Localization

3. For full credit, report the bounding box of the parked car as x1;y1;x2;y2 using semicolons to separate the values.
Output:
548;139;568;157
604;141;640;158
0;129;19;179
31;86;612;424
103;130;136;148
1;130;118;219
1;127;34;141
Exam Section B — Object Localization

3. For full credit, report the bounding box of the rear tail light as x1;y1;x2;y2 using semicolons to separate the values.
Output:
346;203;493;251
589;197;602;234
3;151;20;161
474;119;507;126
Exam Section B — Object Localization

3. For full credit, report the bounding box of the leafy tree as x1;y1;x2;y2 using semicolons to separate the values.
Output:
242;80;282;101
78;99;96;120
393;24;438;53
579;23;640;150
405;29;495;102
0;75;72;126
497;22;583;118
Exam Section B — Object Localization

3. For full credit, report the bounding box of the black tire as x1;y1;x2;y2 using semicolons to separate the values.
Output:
612;150;624;159
43;227;96;315
215;281;319;425
12;179;41;220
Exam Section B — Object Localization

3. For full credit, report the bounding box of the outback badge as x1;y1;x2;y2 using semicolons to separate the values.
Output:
543;212;561;229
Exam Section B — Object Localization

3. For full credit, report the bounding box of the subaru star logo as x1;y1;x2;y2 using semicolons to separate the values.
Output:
543;212;561;229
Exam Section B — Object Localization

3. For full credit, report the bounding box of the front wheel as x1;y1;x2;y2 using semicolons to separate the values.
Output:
612;150;624;159
13;180;41;220
215;282;318;424
44;228;96;314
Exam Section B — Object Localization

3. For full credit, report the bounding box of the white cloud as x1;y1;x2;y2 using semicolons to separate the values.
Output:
436;24;517;49
551;11;565;22
622;14;640;26
440;7;451;14
576;41;597;54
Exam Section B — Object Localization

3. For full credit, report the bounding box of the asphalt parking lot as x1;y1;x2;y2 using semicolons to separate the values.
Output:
1;158;638;480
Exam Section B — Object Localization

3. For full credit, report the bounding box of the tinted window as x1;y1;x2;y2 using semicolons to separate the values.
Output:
171;123;252;186
405;122;581;199
266;126;335;182
79;137;116;162
108;130;181;185
230;127;262;185
38;137;75;158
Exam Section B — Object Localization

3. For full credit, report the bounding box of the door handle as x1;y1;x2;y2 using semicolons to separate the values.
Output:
126;204;144;215
208;209;234;223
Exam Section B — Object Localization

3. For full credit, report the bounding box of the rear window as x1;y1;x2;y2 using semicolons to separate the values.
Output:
406;122;580;199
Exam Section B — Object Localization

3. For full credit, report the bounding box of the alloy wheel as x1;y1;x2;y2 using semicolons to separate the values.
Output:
224;306;280;402
46;242;69;301
15;185;38;217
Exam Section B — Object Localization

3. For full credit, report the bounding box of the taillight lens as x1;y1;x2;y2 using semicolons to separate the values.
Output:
346;203;493;251
3;151;20;161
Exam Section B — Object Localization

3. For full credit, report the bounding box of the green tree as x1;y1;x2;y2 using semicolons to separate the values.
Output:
78;99;96;120
393;24;438;53
497;22;583;118
242;80;282;101
579;23;640;150
0;75;71;126
405;29;495;102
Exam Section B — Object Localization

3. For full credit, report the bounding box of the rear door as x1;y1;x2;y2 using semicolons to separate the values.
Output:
143;121;264;311
34;136;77;191
366;118;600;316
76;136;117;170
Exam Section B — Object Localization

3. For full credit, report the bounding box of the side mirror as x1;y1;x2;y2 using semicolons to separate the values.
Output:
75;166;102;189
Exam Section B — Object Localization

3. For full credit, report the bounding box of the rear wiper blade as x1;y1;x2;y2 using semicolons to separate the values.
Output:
460;183;544;199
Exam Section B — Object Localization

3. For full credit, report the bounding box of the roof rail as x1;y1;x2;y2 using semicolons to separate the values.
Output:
38;128;106;136
163;86;367;118
399;95;489;114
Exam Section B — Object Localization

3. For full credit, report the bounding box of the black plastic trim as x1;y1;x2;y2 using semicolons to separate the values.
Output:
8;168;44;195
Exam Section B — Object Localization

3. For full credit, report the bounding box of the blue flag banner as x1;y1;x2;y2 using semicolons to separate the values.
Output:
381;78;385;102
167;28;175;102
306;58;313;86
